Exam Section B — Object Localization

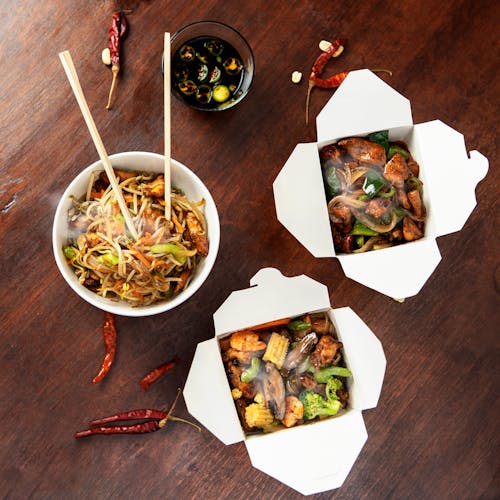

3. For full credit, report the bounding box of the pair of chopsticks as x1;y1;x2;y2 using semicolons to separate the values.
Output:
59;33;172;240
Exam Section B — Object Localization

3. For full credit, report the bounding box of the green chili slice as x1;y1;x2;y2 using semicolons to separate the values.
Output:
388;145;410;160
286;320;312;332
351;220;379;236
241;357;261;383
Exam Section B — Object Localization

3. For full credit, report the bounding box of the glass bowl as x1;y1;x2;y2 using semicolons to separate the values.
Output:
168;21;254;111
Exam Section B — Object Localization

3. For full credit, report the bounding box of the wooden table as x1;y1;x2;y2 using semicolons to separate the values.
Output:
1;0;498;498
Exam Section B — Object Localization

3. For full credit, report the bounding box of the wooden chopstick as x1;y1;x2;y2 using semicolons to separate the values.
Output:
58;50;139;240
163;33;172;220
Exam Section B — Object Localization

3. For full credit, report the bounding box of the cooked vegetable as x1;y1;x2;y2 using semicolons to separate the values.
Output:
325;376;343;401
299;389;342;420
196;84;212;104
245;403;274;428
388;145;410;160
223;57;242;75
213;84;230;103
262;332;290;369
241;357;261;383
286;320;312;332
310;365;352;383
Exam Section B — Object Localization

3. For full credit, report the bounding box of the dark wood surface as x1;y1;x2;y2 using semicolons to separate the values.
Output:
1;0;498;498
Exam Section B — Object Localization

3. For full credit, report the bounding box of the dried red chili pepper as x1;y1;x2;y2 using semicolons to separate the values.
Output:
306;38;346;125
92;312;117;384
106;11;128;110
89;408;168;426
139;357;179;391
75;420;164;437
310;39;346;80
312;71;350;89
305;38;392;125
74;389;200;438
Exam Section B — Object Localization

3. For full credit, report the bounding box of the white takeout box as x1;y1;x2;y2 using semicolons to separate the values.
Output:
184;268;386;495
273;69;489;299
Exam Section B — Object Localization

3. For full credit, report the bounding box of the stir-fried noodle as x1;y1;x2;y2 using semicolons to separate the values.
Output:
63;169;209;306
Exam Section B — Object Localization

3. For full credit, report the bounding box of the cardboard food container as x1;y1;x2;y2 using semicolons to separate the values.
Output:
273;69;489;299
184;268;386;495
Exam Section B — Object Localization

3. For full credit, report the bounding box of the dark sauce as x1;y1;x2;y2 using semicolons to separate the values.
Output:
172;36;244;109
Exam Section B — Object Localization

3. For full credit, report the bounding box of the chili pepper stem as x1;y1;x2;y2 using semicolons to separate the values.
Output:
167;415;202;431
106;65;119;110
305;80;315;125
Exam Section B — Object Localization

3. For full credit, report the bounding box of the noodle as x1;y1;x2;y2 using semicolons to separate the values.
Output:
63;169;209;307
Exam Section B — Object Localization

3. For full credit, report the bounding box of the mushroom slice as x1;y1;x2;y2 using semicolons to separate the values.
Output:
261;362;286;420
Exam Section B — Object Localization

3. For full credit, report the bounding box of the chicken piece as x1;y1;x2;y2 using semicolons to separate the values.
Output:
234;399;254;432
320;144;344;166
403;216;424;241
224;347;256;364
383;153;410;187
84;232;101;248
230;331;266;352
228;361;256;399
113;169;138;182
310;335;343;369
186;212;209;257
391;227;403;240
332;229;354;253
338;137;386;167
336;386;349;407
328;204;352;227
365;198;392;219
407;189;424;219
300;372;318;391
407;159;420;177
282;396;304;428
143;175;165;198
310;314;334;335
396;187;410;209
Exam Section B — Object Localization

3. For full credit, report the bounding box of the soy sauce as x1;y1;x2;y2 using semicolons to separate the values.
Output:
172;36;244;109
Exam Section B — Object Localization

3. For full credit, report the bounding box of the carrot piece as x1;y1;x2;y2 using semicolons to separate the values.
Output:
128;247;153;267
251;317;292;331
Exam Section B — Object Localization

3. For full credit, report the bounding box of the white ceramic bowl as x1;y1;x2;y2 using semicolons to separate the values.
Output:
53;151;220;317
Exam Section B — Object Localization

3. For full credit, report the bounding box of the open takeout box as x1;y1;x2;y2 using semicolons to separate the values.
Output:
184;268;386;495
273;69;489;299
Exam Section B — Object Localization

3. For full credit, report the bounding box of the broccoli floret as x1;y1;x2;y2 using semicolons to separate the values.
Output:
299;389;342;420
325;376;343;401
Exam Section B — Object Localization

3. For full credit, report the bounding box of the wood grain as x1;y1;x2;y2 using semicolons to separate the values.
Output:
1;0;498;498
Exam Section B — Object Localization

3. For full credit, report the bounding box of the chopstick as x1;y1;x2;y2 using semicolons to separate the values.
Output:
58;50;139;240
163;33;172;220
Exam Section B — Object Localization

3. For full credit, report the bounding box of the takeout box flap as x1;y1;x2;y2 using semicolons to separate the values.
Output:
338;238;442;299
273;144;335;257
316;69;413;144
331;307;386;409
408;120;489;237
213;268;331;335
184;338;244;445
245;410;368;495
